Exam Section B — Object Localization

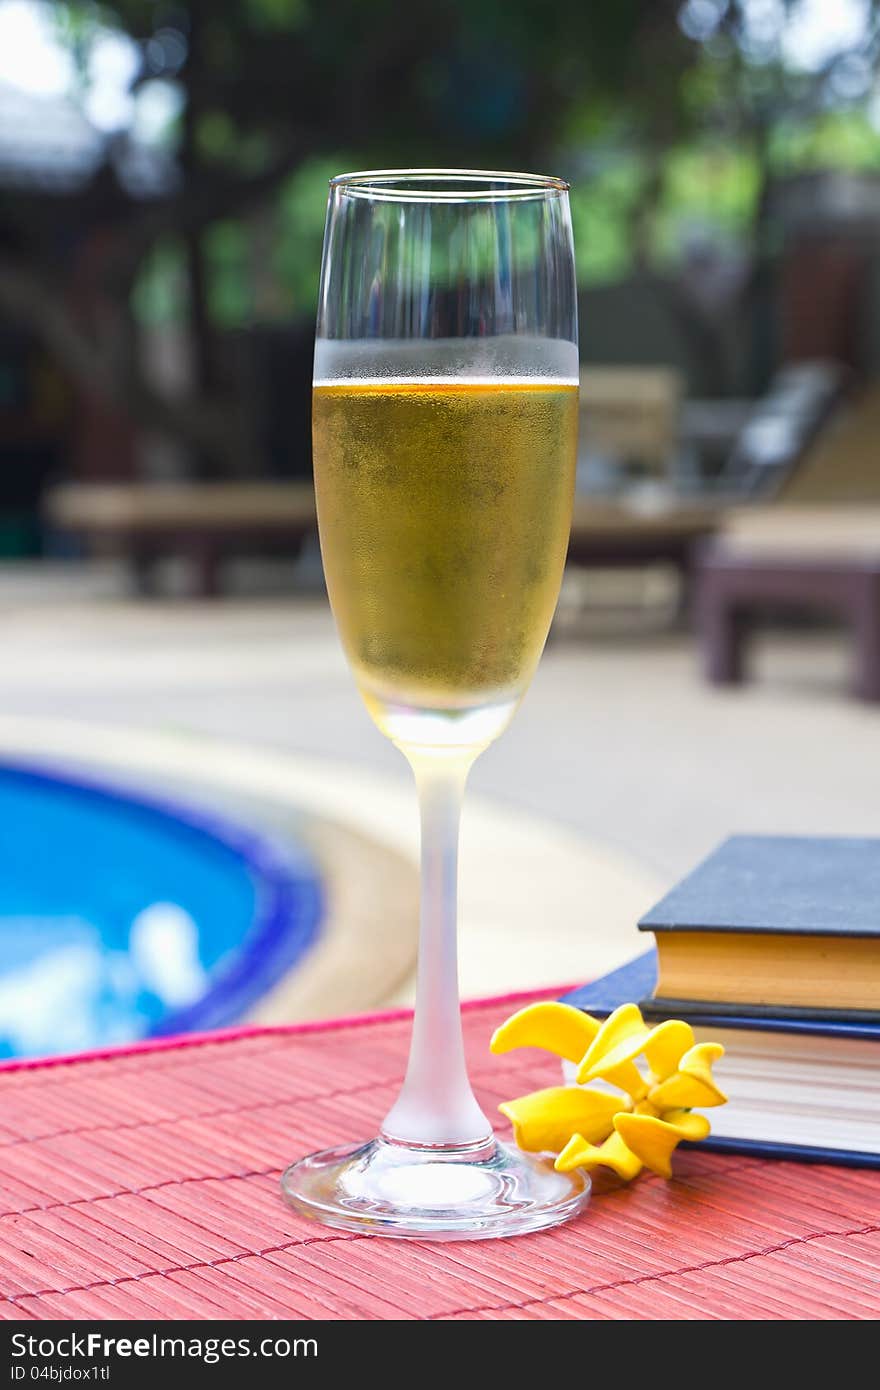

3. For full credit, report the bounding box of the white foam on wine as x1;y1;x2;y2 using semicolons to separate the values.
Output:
314;335;578;387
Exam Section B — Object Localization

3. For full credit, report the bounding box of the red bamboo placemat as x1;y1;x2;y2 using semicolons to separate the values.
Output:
1;991;878;1320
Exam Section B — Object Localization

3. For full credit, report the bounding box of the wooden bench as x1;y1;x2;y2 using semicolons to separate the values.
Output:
569;495;717;572
697;507;880;701
46;482;721;599
45;481;318;597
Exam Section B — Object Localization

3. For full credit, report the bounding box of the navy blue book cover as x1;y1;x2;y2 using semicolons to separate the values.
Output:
560;952;880;1167
638;834;880;937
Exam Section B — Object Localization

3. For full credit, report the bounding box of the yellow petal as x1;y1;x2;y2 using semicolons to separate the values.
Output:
662;1107;712;1138
574;1004;650;1098
576;1003;644;1074
648;1041;727;1110
613;1109;711;1178
490;1002;601;1063
643;1019;696;1082
499;1086;623;1153
681;1041;726;1087
648;1073;725;1110
634;1097;661;1117
589;1061;648;1099
554;1134;591;1171
555;1130;643;1181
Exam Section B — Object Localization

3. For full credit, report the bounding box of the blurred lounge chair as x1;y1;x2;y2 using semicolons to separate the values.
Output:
695;377;880;700
567;360;847;621
578;366;682;488
569;366;719;614
715;360;849;500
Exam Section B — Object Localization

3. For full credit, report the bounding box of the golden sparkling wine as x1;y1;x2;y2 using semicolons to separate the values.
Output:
283;172;590;1237
313;379;577;742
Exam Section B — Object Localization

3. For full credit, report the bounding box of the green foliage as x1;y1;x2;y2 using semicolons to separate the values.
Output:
131;241;187;326
275;156;346;317
653;141;761;263
769;110;880;173
244;0;308;31
196;111;238;163
204;221;252;327
83;0;880;326
569;162;644;284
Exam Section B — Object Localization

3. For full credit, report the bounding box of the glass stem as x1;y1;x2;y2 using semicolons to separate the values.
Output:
381;746;494;1149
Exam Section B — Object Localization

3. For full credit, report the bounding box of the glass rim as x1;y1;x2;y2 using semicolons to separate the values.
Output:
328;168;570;203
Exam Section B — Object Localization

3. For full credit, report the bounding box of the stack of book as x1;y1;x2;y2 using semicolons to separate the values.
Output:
563;835;879;1166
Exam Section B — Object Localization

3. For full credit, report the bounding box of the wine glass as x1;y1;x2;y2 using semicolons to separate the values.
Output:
281;169;586;1238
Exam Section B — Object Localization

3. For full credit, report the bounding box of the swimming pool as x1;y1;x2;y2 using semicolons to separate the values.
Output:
0;763;323;1059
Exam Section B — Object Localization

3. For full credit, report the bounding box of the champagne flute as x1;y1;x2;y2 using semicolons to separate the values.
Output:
282;169;586;1238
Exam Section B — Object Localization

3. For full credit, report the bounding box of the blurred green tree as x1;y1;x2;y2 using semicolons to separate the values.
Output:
0;0;698;471
0;0;878;470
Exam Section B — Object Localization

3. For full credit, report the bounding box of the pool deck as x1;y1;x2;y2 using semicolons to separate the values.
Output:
0;566;878;1012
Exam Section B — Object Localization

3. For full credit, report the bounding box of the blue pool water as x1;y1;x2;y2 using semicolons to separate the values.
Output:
0;765;323;1060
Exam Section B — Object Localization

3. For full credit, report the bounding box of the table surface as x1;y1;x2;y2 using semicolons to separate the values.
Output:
1;992;878;1320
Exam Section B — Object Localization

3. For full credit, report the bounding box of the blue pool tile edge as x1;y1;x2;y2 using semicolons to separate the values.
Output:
0;759;324;1040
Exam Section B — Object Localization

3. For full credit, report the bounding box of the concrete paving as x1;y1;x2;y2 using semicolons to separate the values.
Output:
0;561;876;1003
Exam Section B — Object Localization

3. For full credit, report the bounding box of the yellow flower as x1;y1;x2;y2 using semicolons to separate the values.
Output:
490;1000;727;1183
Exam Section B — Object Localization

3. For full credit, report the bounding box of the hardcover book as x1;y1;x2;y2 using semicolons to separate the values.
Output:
638;834;880;1020
561;953;880;1167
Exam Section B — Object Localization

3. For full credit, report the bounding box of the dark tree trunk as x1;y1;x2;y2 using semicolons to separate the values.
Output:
180;2;225;478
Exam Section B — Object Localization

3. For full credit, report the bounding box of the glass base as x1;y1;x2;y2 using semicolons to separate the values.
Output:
281;1135;590;1240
